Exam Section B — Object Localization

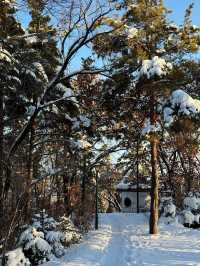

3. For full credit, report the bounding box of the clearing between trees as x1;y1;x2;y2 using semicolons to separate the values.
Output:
43;213;200;266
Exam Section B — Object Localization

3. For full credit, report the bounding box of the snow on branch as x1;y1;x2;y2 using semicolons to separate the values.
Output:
142;118;161;135
164;89;200;126
7;8;113;158
139;56;172;79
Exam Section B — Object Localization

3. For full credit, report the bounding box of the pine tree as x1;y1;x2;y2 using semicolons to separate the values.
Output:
0;0;25;224
27;0;60;78
93;0;200;234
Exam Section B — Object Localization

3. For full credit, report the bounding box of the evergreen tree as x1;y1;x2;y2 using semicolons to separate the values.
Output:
27;0;60;78
93;0;200;234
0;0;25;225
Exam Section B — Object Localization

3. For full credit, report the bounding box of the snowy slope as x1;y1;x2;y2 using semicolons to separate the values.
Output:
43;213;200;266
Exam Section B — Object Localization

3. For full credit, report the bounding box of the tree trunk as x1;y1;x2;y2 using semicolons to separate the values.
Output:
136;139;140;213
25;123;35;220
188;156;193;192
149;137;159;234
81;156;87;206
149;94;159;234
0;92;4;220
95;171;98;230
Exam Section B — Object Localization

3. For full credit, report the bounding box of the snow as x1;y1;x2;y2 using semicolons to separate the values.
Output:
46;231;64;244
63;88;73;98
164;89;200;125
3;0;15;5
127;27;138;38
194;214;200;223
5;248;30;266
7;75;21;84
184;196;200;210
25;69;37;80
45;231;65;258
163;107;174;125
167;23;178;30
170;90;200;114
26;105;36;116
182;210;195;225
139;56;172;79
26;35;38;44
191;25;200;31
42;213;200;266
39;155;55;176
142;118;161;135
71;138;92;150
129;4;138;9
32;228;45;238
71;116;91;130
78;139;92;149
56;85;77;104
116;179;150;190
26;237;51;253
0;48;12;63
33;62;48;82
163;201;176;218
79;115;91;128
116;179;131;189
181;195;200;225
156;48;166;54
18;228;35;245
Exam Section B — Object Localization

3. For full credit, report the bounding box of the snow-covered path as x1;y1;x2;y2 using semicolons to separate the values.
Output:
44;213;200;266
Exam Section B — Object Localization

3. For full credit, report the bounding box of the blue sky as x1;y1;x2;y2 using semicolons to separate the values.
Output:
18;1;200;27
69;1;200;71
165;0;200;24
16;1;200;70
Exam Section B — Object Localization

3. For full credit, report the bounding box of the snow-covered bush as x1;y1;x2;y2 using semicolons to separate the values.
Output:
4;248;30;266
183;194;200;213
17;211;82;264
31;212;58;232
160;197;176;218
181;191;200;228
182;210;195;227
45;231;65;258
17;211;58;264
57;215;82;246
18;227;52;265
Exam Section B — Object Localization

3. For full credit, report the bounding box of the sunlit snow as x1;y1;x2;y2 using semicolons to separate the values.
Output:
42;213;200;266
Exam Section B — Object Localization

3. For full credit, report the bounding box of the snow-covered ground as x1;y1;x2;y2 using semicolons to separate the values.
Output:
43;213;200;266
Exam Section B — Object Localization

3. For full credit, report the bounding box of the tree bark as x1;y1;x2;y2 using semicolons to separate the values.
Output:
136;139;140;213
149;94;159;234
81;155;87;216
95;171;98;230
25;123;35;220
0;92;4;220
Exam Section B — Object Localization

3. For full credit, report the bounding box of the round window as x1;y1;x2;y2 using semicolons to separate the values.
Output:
124;197;132;207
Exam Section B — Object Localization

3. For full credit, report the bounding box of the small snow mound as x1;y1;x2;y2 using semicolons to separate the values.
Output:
182;210;195;225
5;248;30;266
184;196;199;211
160;197;176;224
